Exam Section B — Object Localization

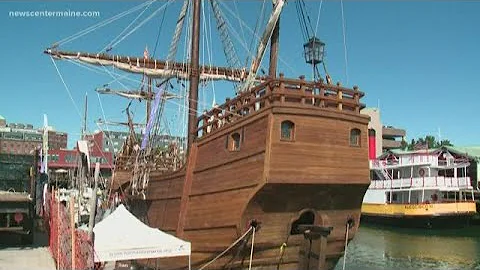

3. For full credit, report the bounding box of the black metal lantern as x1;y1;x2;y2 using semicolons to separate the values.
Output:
303;37;325;65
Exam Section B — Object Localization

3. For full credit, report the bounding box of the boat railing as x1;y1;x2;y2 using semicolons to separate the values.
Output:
369;176;472;190
196;74;365;138
371;158;434;169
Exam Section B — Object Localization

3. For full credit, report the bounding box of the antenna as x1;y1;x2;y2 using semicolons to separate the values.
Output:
437;127;442;142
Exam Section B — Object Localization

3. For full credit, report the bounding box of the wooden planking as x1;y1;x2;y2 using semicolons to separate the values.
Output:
147;175;185;200
184;187;258;230
191;153;264;195
183;226;239;251
147;199;181;231
195;116;268;172
268;113;369;184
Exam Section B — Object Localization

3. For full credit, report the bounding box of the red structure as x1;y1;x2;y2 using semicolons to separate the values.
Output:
47;132;114;171
368;129;376;160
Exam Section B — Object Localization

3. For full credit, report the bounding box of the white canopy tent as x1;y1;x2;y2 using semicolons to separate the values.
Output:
93;204;191;268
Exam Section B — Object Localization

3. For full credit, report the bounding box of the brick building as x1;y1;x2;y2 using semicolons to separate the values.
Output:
0;115;67;155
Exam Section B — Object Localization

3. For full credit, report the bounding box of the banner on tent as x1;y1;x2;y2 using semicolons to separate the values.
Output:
94;244;191;262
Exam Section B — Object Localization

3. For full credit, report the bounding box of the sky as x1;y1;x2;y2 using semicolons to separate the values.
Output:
0;1;479;148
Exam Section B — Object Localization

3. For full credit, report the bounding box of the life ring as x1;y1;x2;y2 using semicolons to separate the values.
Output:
419;168;425;177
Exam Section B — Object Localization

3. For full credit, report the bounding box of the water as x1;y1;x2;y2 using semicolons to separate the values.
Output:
335;224;480;270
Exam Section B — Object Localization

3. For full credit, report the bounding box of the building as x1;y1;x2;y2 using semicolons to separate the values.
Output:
48;131;114;174
0;116;68;155
98;130;185;155
102;131;129;153
361;108;406;157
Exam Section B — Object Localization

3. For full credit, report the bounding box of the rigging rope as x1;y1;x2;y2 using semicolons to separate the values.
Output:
233;0;247;50
246;0;266;67
314;0;324;37
217;1;297;76
197;226;254;270
101;0;156;53
248;226;256;270
109;0;175;50
50;57;115;172
340;0;349;85
153;4;168;57
50;57;83;120
57;0;156;46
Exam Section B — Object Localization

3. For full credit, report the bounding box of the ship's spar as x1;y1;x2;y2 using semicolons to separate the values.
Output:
44;0;285;151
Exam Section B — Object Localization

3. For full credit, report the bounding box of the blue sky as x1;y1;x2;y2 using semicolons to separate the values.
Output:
0;1;479;147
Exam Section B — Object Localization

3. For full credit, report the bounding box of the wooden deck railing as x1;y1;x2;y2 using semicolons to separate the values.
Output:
196;74;365;138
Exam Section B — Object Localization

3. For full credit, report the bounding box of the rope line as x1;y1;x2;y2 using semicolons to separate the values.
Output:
50;57;83;120
197;226;254;270
57;1;156;46
314;0;324;37
340;0;349;85
101;0;157;53
248;226;256;270
109;0;175;50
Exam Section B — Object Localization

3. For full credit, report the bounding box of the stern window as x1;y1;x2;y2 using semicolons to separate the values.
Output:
281;120;295;141
228;132;241;151
350;128;361;146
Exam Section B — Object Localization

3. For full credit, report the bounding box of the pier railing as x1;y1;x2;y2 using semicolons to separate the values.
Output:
369;176;472;190
196;74;365;138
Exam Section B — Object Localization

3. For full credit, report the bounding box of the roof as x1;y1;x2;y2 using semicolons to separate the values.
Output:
93;204;191;262
382;146;480;160
444;146;480;160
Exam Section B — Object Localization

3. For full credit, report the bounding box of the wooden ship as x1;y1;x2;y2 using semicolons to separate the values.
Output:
45;0;370;269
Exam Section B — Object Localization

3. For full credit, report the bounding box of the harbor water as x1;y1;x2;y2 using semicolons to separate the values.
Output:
335;224;480;270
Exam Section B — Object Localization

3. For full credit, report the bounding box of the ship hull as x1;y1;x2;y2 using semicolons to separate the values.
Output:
361;202;477;229
361;213;474;229
124;78;370;270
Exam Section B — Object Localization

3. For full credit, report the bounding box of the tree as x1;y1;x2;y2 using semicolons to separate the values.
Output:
406;135;453;150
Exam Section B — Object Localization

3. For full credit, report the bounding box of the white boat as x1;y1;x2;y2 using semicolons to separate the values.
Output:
362;147;477;228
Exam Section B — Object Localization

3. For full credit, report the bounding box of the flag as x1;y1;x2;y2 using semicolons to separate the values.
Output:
141;88;163;150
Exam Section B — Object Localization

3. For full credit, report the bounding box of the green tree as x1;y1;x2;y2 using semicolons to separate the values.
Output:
406;135;454;150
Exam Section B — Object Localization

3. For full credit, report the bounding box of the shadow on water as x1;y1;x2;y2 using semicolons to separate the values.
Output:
335;224;480;270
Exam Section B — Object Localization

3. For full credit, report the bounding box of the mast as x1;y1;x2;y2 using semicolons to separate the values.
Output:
269;1;280;78
82;93;88;140
187;0;201;149
146;77;152;124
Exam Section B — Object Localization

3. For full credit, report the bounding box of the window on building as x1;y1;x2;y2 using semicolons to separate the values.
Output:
228;132;241;151
350;128;361;146
281;120;295;141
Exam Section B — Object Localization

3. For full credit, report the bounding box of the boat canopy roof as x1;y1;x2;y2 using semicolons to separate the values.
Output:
379;146;480;160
